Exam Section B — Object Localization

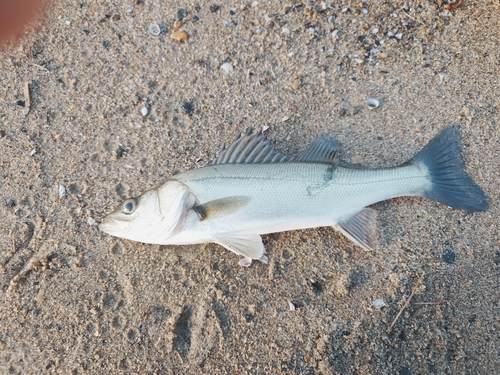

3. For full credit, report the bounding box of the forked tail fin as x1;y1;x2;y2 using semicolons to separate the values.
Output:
411;124;488;211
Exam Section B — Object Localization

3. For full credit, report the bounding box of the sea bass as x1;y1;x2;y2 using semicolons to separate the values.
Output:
99;125;488;266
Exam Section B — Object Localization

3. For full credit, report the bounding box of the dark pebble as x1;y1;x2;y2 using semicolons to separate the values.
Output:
191;15;200;22
83;29;90;34
102;40;111;49
441;248;457;264
4;198;16;207
32;309;39;317
244;314;253;323
15;100;25;107
209;4;220;13
181;102;194;116
357;35;367;43
116;146;128;158
229;9;236;15
176;9;187;20
0;130;5;138
311;281;324;296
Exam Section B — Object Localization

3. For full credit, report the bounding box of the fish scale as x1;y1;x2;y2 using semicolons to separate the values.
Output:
169;162;430;242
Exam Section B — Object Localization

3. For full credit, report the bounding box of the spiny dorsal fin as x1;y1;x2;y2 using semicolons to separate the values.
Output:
211;128;292;165
296;134;340;164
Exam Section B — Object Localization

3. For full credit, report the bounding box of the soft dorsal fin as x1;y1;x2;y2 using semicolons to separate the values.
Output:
296;134;340;164
211;128;292;165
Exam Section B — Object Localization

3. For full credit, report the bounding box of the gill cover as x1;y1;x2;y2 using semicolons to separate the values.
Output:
155;180;194;241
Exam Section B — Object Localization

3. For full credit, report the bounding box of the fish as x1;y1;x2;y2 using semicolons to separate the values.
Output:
99;124;488;266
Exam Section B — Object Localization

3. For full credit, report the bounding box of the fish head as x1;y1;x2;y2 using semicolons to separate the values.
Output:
99;180;192;244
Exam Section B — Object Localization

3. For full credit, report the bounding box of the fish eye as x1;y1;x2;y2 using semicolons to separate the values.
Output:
122;198;137;214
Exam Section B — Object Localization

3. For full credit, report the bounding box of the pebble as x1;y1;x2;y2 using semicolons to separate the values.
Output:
59;185;67;199
32;309;39;317
181;101;194;115
288;301;296;311
220;62;234;73
209;4;220;13
380;52;388;59
87;217;96;226
374;299;386;308
292;80;300;90
224;19;237;27
238;258;252;267
140;107;149;117
442;248;457;264
365;98;380;109
191;15;200;22
35;289;45;303
282;27;290;35
4;198;16;207
170;31;189;42
149;24;161;36
173;20;182;29
30;148;37;156
176;9;187;21
372;28;379;34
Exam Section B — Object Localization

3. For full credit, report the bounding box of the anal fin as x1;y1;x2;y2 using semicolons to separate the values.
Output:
334;208;377;251
214;233;268;264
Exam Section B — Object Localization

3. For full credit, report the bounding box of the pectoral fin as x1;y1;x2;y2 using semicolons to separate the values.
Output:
193;196;251;220
214;233;268;264
334;208;377;251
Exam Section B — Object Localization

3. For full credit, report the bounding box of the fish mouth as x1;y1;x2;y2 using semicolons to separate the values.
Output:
98;217;120;234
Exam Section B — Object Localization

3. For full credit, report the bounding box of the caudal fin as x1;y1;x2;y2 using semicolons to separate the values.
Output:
411;124;488;212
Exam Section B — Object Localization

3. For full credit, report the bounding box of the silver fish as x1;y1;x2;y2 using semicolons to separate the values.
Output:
99;125;488;266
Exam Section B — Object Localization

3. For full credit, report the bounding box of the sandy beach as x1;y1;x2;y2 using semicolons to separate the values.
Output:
1;1;498;373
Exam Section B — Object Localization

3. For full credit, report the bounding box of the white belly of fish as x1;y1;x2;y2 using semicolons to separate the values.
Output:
166;162;430;245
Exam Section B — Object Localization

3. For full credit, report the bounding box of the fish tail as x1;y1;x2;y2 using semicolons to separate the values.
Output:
411;124;488;211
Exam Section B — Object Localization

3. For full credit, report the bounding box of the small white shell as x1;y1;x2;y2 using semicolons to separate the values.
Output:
140;107;149;117
238;257;252;267
59;185;67;199
365;97;380;110
149;24;161;36
220;62;234;73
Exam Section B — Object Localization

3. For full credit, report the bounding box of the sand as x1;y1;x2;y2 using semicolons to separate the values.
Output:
0;1;498;374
